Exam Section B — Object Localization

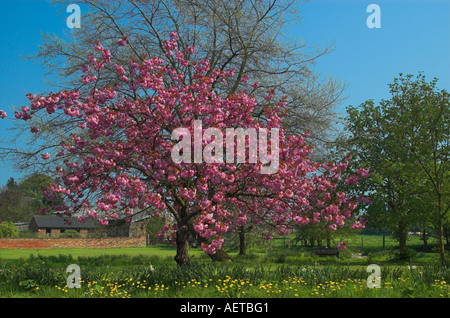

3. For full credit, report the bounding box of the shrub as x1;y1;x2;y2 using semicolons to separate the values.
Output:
59;230;82;238
0;221;18;238
18;230;38;238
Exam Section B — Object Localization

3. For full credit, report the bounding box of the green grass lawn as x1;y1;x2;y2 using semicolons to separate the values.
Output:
0;234;443;266
0;234;448;298
0;245;203;260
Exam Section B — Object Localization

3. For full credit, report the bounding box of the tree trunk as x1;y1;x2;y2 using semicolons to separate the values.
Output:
437;195;447;265
422;227;428;251
208;248;233;262
326;231;331;248
445;227;449;246
437;219;446;265
398;219;408;259
174;224;190;267
239;226;246;256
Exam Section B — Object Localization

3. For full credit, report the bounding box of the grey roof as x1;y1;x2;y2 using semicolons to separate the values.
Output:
31;215;98;229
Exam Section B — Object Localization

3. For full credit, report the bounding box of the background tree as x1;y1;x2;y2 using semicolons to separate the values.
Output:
0;178;24;223
342;101;420;260
0;174;63;223
6;177;18;190
19;173;65;211
221;212;273;256
384;73;449;264
342;73;449;263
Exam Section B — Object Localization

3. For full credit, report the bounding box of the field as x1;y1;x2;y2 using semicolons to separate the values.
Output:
0;234;449;300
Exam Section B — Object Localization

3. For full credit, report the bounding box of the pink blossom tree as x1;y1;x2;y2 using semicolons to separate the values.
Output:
1;33;370;266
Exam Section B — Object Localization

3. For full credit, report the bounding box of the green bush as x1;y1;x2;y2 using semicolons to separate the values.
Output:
59;230;82;238
18;230;38;238
0;221;18;238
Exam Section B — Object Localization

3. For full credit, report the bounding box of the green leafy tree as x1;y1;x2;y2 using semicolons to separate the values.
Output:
6;178;18;190
385;73;449;264
0;174;64;223
0;180;25;223
343;73;449;263
19;173;65;210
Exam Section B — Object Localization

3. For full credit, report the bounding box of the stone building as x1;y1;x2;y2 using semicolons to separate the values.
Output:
29;215;98;238
28;213;150;239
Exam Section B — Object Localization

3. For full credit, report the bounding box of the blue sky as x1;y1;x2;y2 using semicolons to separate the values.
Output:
294;0;450;109
0;0;449;186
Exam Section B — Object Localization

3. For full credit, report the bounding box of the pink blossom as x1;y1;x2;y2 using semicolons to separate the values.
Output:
101;49;111;63
336;192;346;200
356;168;370;178
337;241;348;250
87;53;96;64
169;31;178;40
94;60;104;71
97;202;112;211
357;196;373;204
213;192;224;203
187;46;195;54
236;214;247;226
93;41;104;52
41;153;50;160
115;64;125;75
26;93;36;100
81;74;97;84
351;220;366;230
117;36;128;46
345;175;359;185
201;238;224;255
12;34;372;262
86;209;99;219
168;175;177;182
199;199;212;210
251;81;259;89
98;218;109;226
